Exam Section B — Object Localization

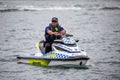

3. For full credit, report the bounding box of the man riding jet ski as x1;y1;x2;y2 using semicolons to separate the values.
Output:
17;17;89;67
44;17;66;53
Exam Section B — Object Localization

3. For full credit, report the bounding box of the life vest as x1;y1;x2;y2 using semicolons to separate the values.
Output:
45;24;61;43
50;25;60;32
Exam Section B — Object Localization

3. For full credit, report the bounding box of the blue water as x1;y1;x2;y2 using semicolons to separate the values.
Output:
0;0;120;80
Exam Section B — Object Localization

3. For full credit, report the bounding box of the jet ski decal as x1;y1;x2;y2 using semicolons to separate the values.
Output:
62;38;76;44
45;51;69;59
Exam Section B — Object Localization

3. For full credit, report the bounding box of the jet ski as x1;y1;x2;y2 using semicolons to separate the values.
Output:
17;34;90;67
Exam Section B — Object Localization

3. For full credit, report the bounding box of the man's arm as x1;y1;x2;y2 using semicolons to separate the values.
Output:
59;26;66;35
46;26;58;35
47;30;58;35
60;30;66;35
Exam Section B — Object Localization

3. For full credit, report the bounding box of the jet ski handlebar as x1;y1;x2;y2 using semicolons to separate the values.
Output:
54;34;73;40
65;34;73;37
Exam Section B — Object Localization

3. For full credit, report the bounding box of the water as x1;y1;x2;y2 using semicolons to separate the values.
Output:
0;0;120;80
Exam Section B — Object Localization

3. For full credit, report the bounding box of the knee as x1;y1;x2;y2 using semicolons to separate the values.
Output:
45;43;51;47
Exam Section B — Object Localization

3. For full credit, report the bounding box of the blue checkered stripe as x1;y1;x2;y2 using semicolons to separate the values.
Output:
45;51;69;59
62;38;75;44
57;53;69;59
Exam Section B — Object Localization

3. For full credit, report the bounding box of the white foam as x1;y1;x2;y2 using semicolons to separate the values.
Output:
17;5;82;11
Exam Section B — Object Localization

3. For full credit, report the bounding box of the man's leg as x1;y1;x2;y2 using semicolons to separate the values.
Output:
45;43;52;53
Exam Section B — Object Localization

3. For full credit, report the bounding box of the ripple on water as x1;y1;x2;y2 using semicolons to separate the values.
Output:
109;73;120;80
9;29;16;32
22;28;32;31
116;50;120;53
0;54;18;63
113;30;120;33
110;43;118;46
0;2;3;5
